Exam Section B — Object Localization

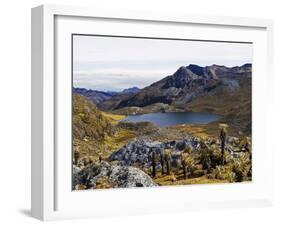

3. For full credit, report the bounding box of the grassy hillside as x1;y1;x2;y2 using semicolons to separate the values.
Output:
73;94;137;161
73;93;114;141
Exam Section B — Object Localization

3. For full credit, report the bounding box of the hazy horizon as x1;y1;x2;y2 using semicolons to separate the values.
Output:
73;35;253;92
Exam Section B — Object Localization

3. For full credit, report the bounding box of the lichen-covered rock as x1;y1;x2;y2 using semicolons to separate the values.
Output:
109;165;157;188
72;161;157;190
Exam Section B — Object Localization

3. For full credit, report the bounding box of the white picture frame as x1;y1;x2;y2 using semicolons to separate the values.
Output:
31;4;274;221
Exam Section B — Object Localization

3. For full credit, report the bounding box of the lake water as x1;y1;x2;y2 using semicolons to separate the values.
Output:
122;112;221;127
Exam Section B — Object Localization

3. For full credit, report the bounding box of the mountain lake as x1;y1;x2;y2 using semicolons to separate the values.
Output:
122;112;221;127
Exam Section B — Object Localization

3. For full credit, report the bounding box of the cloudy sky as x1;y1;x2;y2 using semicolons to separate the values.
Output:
73;35;252;92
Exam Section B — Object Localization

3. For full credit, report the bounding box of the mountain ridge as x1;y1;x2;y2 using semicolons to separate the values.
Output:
103;63;252;134
113;63;251;110
73;86;140;106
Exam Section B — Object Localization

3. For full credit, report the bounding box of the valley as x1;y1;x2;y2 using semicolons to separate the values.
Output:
72;64;252;190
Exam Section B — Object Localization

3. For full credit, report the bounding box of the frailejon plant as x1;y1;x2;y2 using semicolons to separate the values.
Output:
212;165;236;182
212;151;251;183
181;152;196;179
209;144;222;169
198;141;212;173
160;154;165;175
74;147;80;166
182;153;187;179
219;126;227;165
151;151;156;178
232;152;251;182
164;149;172;175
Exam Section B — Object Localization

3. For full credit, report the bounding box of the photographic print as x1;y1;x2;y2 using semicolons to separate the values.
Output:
72;35;252;190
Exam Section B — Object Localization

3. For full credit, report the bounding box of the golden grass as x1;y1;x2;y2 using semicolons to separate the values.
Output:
168;122;239;139
153;171;227;186
104;129;138;153
101;112;126;124
74;127;138;161
73;106;138;161
169;124;215;138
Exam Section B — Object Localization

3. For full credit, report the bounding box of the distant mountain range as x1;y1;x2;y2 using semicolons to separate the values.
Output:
121;86;140;94
73;86;140;105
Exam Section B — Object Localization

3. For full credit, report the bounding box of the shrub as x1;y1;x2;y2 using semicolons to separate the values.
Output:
232;153;251;182
164;149;172;175
151;151;156;178
209;144;222;168
212;165;236;182
183;145;192;154
197;142;212;172
182;152;197;179
212;152;251;182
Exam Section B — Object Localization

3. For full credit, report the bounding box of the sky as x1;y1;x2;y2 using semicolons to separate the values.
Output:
73;35;253;92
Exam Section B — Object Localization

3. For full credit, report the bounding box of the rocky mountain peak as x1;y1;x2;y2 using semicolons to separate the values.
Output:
162;66;198;89
242;63;252;68
239;63;252;73
174;66;188;75
186;64;204;76
174;66;197;79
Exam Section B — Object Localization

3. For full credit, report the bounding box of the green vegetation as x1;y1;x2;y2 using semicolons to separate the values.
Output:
145;129;251;186
101;111;126;124
181;147;197;179
164;149;172;175
211;152;251;183
151;152;156;178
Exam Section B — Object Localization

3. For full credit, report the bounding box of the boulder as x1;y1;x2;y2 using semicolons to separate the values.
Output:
72;162;157;190
109;165;157;188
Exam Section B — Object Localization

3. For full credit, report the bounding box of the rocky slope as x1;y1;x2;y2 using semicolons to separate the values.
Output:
113;64;251;110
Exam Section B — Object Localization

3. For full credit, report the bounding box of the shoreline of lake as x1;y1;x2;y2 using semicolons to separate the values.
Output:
121;111;222;127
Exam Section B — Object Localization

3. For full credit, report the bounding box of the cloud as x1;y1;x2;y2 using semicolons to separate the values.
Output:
73;70;169;91
73;35;253;91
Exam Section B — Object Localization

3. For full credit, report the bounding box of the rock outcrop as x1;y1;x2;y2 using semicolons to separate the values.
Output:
109;138;199;168
73;161;157;190
109;136;244;169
